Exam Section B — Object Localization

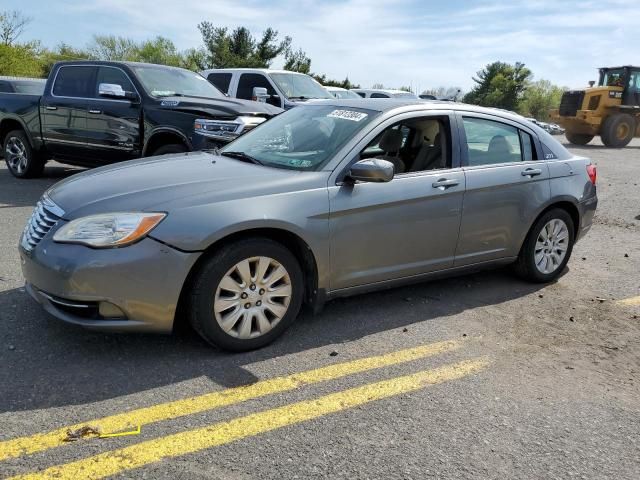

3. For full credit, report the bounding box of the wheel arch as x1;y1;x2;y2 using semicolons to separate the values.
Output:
0;117;36;149
520;199;581;252
143;128;191;156
174;227;320;331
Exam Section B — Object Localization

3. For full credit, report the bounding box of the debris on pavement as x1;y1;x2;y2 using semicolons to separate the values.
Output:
64;426;102;442
329;351;339;357
99;425;141;438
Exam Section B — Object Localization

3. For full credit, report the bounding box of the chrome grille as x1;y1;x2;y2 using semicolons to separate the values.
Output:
21;196;64;252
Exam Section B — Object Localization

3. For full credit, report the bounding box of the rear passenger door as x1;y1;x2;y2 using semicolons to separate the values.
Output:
454;113;550;266
41;65;95;159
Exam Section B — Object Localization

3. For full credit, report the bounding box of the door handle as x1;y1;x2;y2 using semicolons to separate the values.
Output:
44;106;57;110
521;168;542;177
432;178;460;190
88;109;102;114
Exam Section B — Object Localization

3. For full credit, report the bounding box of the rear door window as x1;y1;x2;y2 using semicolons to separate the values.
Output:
371;93;390;98
207;73;232;94
462;117;523;166
52;66;96;98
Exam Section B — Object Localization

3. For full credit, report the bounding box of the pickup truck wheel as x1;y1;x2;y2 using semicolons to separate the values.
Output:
3;130;44;178
514;208;575;283
565;131;594;146
601;114;635;148
150;144;187;156
188;238;304;352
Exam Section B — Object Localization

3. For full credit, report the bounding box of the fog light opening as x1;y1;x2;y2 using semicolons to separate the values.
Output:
98;302;127;319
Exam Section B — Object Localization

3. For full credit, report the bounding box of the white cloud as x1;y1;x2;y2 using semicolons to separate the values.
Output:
9;0;640;91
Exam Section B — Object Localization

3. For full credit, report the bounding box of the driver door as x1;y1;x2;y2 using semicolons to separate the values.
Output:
328;111;465;291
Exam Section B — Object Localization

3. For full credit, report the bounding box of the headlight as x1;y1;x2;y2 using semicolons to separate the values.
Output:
53;212;166;248
194;116;266;140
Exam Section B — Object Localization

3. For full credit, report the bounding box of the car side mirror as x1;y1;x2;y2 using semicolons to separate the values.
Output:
348;159;395;183
98;83;126;98
252;87;269;103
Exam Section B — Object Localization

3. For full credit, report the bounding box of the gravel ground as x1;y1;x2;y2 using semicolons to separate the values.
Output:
0;136;638;479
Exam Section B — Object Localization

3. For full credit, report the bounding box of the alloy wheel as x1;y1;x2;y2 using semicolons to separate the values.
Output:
534;219;569;274
214;256;292;339
5;136;28;175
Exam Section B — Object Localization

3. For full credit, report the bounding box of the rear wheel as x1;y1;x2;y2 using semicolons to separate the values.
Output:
515;209;575;283
565;131;594;146
3;130;44;178
150;143;187;156
188;238;304;351
601;113;635;148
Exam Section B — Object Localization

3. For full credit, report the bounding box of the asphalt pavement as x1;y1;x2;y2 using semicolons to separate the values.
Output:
0;137;638;479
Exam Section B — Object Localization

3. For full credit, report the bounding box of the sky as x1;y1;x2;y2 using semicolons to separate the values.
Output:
5;0;639;92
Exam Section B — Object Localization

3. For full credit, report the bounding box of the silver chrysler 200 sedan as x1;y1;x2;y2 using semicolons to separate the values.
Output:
19;100;598;351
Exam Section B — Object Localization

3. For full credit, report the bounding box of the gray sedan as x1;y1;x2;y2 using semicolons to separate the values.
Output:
19;100;598;351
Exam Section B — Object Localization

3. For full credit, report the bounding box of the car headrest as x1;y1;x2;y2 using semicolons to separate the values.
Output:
379;129;404;152
488;135;512;154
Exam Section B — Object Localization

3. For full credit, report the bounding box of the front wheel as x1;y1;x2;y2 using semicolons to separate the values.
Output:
3;130;44;178
188;238;304;351
601;114;635;148
565;131;594;146
515;209;575;283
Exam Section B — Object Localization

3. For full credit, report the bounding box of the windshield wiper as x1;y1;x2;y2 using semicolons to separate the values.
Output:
220;151;264;165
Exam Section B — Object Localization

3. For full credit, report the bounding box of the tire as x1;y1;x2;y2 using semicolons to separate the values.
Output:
188;238;304;351
3;130;44;178
515;208;575;283
565;131;594;146
600;113;635;148
150;143;188;156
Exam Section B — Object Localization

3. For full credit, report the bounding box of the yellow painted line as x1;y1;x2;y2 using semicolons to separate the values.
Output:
618;295;640;306
9;358;488;480
0;340;460;462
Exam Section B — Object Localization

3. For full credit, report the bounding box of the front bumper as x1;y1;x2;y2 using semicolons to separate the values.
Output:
20;236;200;333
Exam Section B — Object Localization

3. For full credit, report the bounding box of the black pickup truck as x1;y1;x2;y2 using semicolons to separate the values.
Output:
0;61;282;178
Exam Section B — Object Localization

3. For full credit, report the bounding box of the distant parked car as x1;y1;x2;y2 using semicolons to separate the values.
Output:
0;76;46;95
352;88;419;99
419;94;437;100
325;86;362;99
202;68;334;109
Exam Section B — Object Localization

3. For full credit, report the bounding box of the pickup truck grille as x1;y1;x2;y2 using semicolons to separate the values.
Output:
21;197;64;252
559;91;585;117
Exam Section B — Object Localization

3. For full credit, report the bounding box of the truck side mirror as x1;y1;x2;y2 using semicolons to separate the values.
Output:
99;83;127;98
588;80;595;87
252;87;269;103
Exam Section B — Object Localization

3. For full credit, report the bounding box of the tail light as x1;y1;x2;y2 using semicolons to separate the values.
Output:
586;164;597;184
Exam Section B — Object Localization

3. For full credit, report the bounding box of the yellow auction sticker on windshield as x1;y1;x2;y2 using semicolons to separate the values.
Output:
327;110;368;122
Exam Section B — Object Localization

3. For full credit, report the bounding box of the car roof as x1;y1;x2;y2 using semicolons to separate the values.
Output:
201;68;310;75
352;88;414;94
305;98;533;123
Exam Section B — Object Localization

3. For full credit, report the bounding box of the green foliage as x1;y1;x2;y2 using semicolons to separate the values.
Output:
518;79;566;121
197;23;290;68
464;61;532;111
0;42;43;76
40;43;90;76
311;74;359;89
284;48;311;74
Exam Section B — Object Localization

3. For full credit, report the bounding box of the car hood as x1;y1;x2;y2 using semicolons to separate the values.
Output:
157;96;283;118
46;152;328;219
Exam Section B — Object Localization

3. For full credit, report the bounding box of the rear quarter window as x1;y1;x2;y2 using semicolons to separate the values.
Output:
536;128;572;160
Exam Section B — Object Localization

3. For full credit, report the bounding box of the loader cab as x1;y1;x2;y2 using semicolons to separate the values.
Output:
598;66;640;107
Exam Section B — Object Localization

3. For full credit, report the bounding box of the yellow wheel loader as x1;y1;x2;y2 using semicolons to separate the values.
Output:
550;66;640;147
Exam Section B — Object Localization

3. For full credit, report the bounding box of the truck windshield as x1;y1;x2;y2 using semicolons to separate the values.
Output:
270;73;334;100
131;65;224;99
600;69;625;87
221;105;378;171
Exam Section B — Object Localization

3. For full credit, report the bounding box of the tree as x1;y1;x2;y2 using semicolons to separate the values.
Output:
88;35;138;61
40;43;91;76
311;73;358;89
197;23;290;68
464;61;532;111
0;10;32;45
519;79;566;121
0;42;42;76
284;48;311;74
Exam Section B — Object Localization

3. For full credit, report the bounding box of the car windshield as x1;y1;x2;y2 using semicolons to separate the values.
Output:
13;80;45;94
270;73;334;100
131;65;224;98
600;69;625;87
330;89;362;99
221;105;378;171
